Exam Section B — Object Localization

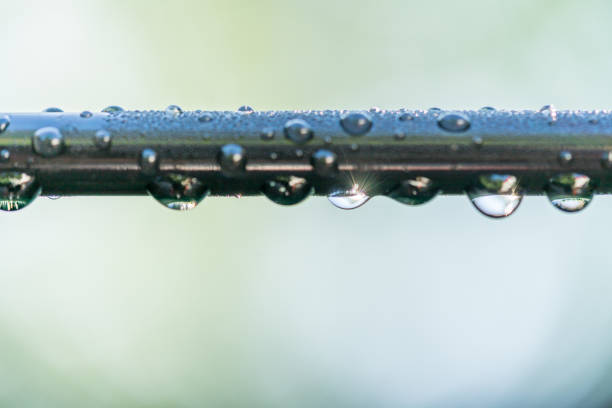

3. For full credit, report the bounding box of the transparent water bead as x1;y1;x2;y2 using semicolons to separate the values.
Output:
340;111;372;136
438;112;471;132
147;174;209;211
262;176;312;205
328;184;370;210
33;127;65;157
546;173;593;213
467;174;523;218
0;172;41;211
165;105;183;117
388;177;439;205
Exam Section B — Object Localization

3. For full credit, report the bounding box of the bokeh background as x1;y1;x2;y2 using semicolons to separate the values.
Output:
0;0;611;406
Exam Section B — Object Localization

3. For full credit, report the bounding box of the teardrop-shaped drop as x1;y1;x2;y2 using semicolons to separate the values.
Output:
262;176;312;205
328;184;370;210
546;173;593;213
0;172;41;211
388;177;438;205
147;174;209;211
467;174;523;218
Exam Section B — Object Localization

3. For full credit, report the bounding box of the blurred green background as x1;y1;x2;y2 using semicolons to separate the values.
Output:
1;0;612;406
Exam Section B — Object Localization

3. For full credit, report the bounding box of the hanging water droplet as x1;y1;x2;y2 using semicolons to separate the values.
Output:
438;113;471;132
218;144;247;175
46;195;61;200
165;105;183;117
546;173;593;213
140;148;159;175
262;176;312;205
80;110;93;118
102;105;124;114
0;149;9;162
260;128;275;141
389;177;439;205
467;174;523;218
198;113;213;123
0;115;10;133
340;111;372;136
147;173;209;211
0;172;41;211
558;150;572;166
311;149;338;176
32;127;64;157
328;184;370;210
43;107;63;113
539;104;557;123
94;130;112;150
238;105;254;113
284;119;313;144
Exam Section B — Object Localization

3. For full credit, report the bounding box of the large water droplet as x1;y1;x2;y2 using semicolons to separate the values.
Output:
43;107;63;113
328;184;370;210
102;105;124;114
218;144;247;175
340;111;372;136
389;177;439;205
438;113;471;132
147;173;209;211
467;174;523;218
262;176;312;205
0;172;41;211
140;148;159;175
94;130;112;150
546;173;593;212
165;105;183;117
284;119;313;144
311;149;338;177
0;115;10;133
32;127;64;157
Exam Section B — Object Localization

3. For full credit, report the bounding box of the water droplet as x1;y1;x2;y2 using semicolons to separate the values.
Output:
262;176;312;205
260;128;275;141
269;152;278;160
94;129;112;150
284;119;313;144
311;149;338;177
589;116;599;125
369;107;381;113
601;151;612;168
472;135;483;147
467;174;523;218
389;177;439;205
0;115;10;133
43;107;63;113
0;172;41;211
340;112;372;136
140;148;159;175
328;184;370;210
350;143;359;151
438;113;471;132
80;110;93;118
539;105;557;123
198;113;213;123
0;149;9;162
147;173;209;211
398;113;413;121
480;106;496;112
394;130;406;140
165;105;183;117
32;127;64;157
546;173;593;213
102;105;124;114
295;149;304;158
238;105;254;113
218;144;247;175
558;150;572;165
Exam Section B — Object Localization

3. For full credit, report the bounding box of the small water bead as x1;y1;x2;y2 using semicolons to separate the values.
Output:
369;107;381;113
539;104;557;123
601;151;612;168
394;130;406;140
260;128;275;141
147;173;209;211
398;113;413;122
0;172;41;211
480;106;496;112
546;173;593;213
472;135;483;148
311;149;338;177
218;144;247;175
165;105;183;117
284;119;313;144
80;110;93;118
269;152;278;160
43;107;63;113
0;149;9;161
0;115;10;133
198;113;213;123
350;143;359;151
328;184;370;210
467;174;523;218
102;105;124;114
340;112;372;136
262;176;312;205
558;150;573;166
389;177;439;205
295;149;304;158
438;113;471;132
32;127;64;157
94;130;112;150
238;105;254;114
140;148;159;175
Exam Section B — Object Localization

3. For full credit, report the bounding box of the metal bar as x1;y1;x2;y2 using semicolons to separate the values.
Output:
0;107;610;206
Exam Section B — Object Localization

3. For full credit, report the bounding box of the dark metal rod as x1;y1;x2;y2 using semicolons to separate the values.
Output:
1;107;612;197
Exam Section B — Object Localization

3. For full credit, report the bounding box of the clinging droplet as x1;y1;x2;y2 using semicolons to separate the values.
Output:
0;115;9;133
262;176;312;205
311;149;338;177
147;173;209;211
340;112;372;136
546;173;593;213
0;172;41;211
80;111;93;118
218;144;247;175
438;113;471;132
328;184;370;210
389;177;439;205
284;119;313;144
43;107;63;113
102;105;124;114
32;127;64;157
467;174;523;218
140;148;159;175
165;105;183;117
94;130;112;150
238;105;254;113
